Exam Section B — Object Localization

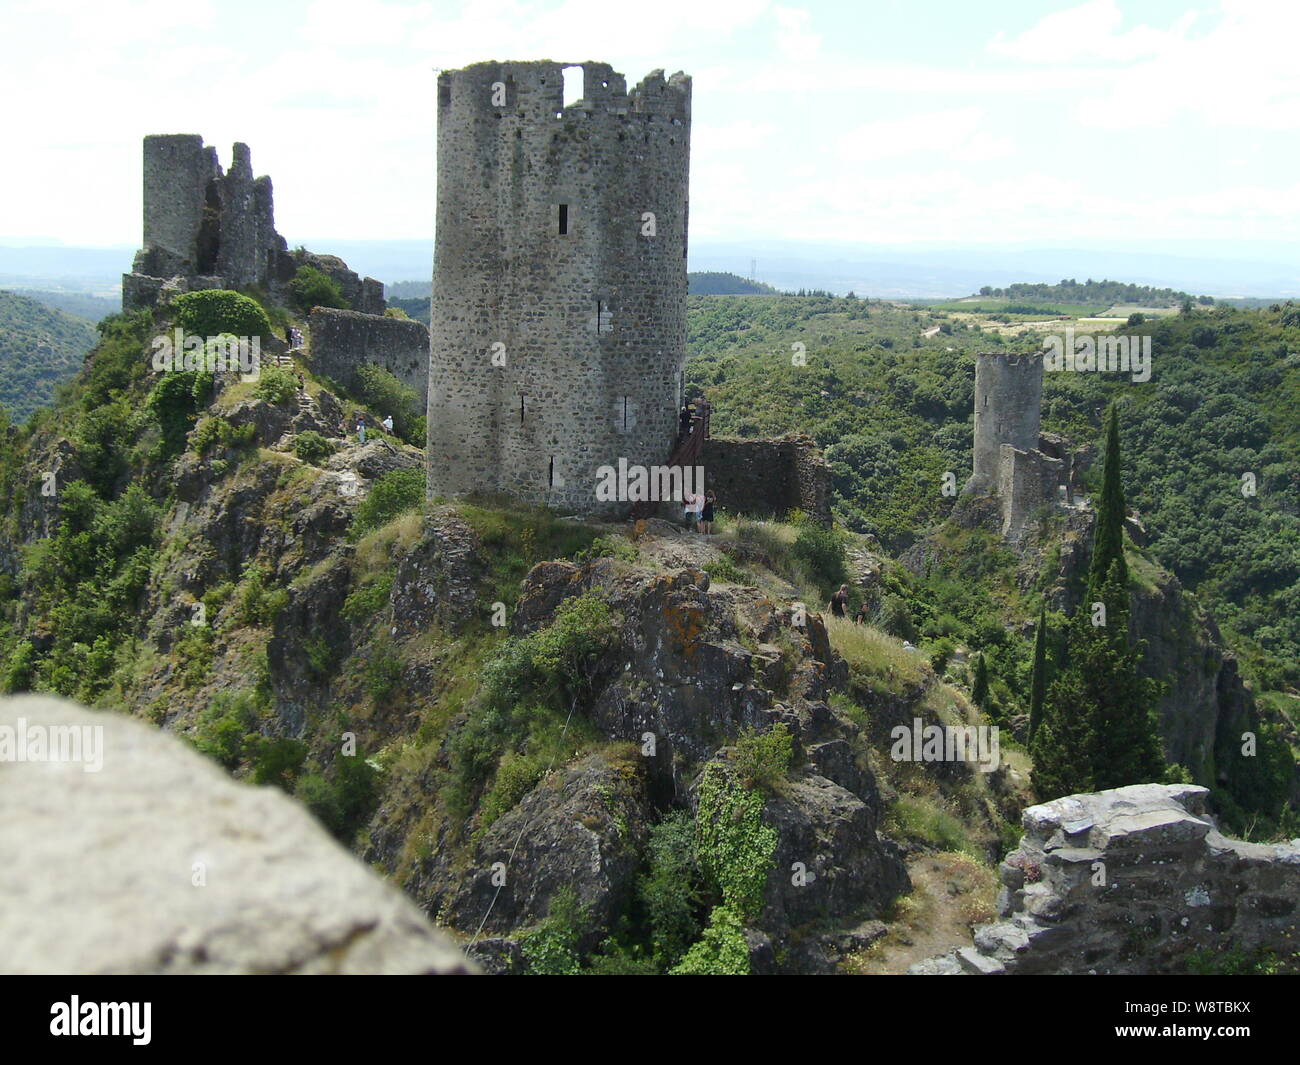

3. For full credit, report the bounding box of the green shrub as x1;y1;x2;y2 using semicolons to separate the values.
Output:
288;265;348;313
192;414;256;455
173;622;215;689
1;640;37;693
361;634;403;700
303;635;332;678
478;750;549;832
638;811;704;969
341;572;393;623
172;290;271;340
192;690;260;769
250;736;308;791
355;364;424;446
572;534;638;565
694;762;777;920
292;430;335;464
351;467;425;537
790;524;848;594
520;889;588;975
253;365;298;406
236;565;289;626
146;370;213;459
444;595;616;819
296;753;381;841
731;723;793;792
703;555;746;583
877;593;918;642
669;905;749;975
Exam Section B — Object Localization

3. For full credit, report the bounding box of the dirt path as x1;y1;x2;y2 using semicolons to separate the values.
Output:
845;853;997;975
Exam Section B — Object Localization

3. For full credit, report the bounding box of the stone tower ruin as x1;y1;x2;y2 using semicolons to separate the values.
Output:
123;135;287;310
965;352;1068;538
426;60;691;514
122;134;386;316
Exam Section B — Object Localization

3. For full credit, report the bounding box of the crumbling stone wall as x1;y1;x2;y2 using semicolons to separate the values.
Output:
912;784;1300;975
997;443;1064;539
307;307;429;401
426;60;691;515
121;135;386;316
704;435;832;526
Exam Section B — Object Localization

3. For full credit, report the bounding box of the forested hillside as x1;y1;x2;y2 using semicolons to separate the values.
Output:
685;295;1300;694
0;291;97;423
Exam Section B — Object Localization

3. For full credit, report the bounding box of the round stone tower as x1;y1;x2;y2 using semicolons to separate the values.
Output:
426;60;692;514
968;351;1043;492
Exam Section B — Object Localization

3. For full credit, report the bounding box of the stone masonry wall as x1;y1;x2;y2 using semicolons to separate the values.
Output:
969;351;1043;492
704;435;832;526
911;784;1300;975
426;60;691;516
307;308;429;401
997;443;1064;539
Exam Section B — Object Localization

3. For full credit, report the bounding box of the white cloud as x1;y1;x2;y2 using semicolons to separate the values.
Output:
772;6;821;64
835;108;1014;164
987;0;1183;64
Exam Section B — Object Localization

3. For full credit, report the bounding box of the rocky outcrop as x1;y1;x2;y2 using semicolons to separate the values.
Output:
370;549;909;973
0;695;473;974
438;751;651;957
390;507;486;636
911;783;1300;975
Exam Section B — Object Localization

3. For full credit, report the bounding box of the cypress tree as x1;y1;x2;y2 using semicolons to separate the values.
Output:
971;652;989;710
1027;603;1048;742
1031;561;1165;800
1089;403;1128;591
1086;561;1166;789
1032;404;1167;800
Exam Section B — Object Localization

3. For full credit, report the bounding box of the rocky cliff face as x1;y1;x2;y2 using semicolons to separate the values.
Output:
365;540;913;973
912;783;1300;975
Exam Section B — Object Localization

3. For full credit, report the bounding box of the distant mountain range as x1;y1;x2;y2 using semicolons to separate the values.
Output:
2;238;1298;300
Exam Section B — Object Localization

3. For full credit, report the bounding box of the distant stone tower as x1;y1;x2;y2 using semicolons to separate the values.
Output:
965;352;1066;538
969;351;1043;493
426;60;692;514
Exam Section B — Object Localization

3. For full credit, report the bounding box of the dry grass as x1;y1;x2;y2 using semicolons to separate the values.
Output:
827;616;929;693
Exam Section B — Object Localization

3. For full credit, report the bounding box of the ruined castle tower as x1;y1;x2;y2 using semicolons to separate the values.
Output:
426;60;691;513
123;134;387;317
966;351;1066;538
969;351;1043;493
123;135;287;309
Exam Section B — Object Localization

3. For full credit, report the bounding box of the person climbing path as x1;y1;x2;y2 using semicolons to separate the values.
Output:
829;584;849;618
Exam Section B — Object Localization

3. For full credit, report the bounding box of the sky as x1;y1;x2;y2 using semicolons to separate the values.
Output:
2;0;1298;254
